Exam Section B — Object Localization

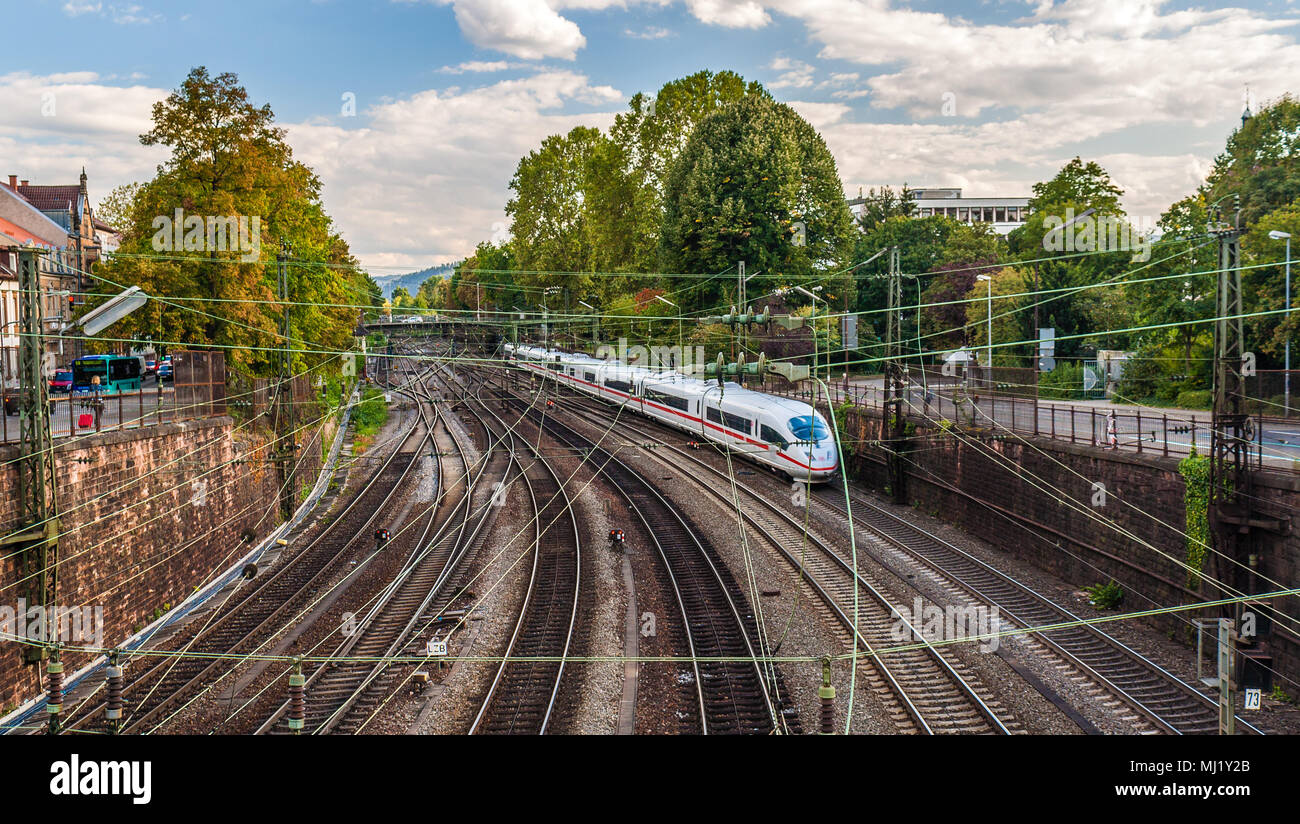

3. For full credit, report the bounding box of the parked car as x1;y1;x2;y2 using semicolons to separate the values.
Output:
145;358;158;376
157;362;174;382
48;370;74;393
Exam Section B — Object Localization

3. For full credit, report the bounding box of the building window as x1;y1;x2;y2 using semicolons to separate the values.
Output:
957;208;968;221
995;207;1006;222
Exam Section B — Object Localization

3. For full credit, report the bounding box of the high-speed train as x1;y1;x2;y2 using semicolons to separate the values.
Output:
503;343;838;483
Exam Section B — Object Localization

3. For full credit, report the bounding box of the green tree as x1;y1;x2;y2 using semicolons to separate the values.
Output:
1204;95;1300;229
1024;156;1124;217
506;125;608;300
854;185;917;233
607;71;767;273
95;67;367;374
658;94;856;313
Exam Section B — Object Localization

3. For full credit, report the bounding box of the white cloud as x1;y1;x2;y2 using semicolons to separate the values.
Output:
450;0;587;59
623;25;674;39
0;72;166;217
684;0;768;28
287;71;625;269
63;2;161;24
769;57;815;89
438;60;530;73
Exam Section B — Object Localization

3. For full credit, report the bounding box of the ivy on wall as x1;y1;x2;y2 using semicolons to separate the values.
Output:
1178;449;1211;589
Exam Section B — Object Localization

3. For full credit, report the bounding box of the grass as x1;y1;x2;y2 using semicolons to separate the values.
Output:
351;386;389;454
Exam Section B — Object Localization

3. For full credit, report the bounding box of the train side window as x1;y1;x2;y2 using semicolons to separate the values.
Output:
706;406;722;424
584;371;596;383
760;424;785;446
722;410;752;434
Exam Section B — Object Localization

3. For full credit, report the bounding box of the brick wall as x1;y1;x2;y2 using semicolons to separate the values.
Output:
0;416;328;713
835;404;1300;687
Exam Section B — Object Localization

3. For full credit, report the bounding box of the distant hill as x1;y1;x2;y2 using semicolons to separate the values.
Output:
373;263;455;299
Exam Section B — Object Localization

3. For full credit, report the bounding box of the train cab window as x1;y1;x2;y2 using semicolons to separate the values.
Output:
760;424;786;446
788;415;830;443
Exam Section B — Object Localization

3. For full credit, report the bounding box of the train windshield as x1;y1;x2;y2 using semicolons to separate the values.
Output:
787;415;830;443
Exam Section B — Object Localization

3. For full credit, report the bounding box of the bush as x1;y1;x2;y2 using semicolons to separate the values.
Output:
353;386;388;437
1174;389;1212;410
1037;362;1085;400
1085;579;1123;610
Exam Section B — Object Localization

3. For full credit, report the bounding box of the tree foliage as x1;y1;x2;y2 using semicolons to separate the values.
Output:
95;67;369;375
658;93;856;310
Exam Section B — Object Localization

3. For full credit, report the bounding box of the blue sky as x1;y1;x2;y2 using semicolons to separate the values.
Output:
5;0;1300;270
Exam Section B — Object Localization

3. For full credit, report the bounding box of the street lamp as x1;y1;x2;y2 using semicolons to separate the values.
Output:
1270;230;1292;411
794;285;826;382
653;294;679;366
578;299;597;350
976;275;993;370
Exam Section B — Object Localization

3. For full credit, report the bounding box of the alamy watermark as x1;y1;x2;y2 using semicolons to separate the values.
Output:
151;208;262;263
890;597;1000;653
1041;208;1154;262
0;599;105;649
595;337;708;371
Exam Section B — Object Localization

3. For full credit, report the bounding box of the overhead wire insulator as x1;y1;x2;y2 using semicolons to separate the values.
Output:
287;660;306;734
818;656;836;735
105;650;124;733
46;650;64;735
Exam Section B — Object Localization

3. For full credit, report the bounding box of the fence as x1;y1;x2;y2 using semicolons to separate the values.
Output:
768;375;1297;472
0;350;229;445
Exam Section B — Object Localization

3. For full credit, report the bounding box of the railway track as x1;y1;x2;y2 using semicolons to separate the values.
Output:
815;486;1264;735
59;367;439;735
559;395;1013;734
498;388;798;734
557;386;1263;735
466;393;582;734
255;356;503;734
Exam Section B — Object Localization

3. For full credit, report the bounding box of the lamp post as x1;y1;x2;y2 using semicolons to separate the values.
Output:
578;299;597;351
976;275;992;370
1270;230;1292;412
794;285;826;383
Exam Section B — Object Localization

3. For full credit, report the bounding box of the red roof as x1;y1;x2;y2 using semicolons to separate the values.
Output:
16;184;80;213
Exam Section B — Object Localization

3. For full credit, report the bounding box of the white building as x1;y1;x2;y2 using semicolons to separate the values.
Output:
849;187;1030;236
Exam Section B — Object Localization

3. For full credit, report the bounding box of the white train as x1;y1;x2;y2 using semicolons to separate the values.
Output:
503;343;838;483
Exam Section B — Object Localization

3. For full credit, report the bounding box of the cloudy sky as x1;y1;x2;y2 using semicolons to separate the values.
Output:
5;0;1300;272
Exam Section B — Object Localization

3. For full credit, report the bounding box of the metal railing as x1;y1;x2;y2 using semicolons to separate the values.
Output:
766;378;1298;472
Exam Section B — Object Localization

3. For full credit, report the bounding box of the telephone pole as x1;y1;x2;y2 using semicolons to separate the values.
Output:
2;248;59;663
274;240;296;519
885;247;906;504
1208;198;1283;695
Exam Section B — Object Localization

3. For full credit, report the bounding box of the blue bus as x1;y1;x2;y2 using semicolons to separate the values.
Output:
72;355;144;394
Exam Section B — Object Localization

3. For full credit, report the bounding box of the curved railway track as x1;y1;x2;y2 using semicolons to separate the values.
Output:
814;486;1265;735
557;393;1012;734
59;366;440;735
497;389;798;734
255;355;504;734
555;383;1263;735
466;396;582;735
